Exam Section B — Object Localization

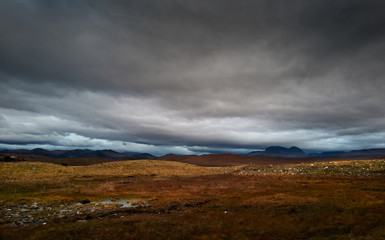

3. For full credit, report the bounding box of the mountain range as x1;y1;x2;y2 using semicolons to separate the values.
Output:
246;146;385;158
2;146;385;167
0;148;155;160
2;146;385;159
247;146;306;157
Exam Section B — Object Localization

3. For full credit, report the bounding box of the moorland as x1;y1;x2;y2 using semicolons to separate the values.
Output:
1;156;385;239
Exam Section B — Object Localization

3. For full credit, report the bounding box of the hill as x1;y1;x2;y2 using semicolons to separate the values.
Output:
343;148;385;157
156;153;320;167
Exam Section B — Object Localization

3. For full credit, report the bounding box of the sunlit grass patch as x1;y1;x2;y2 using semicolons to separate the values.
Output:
0;160;240;203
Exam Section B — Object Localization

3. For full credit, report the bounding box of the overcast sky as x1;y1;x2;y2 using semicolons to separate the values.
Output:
1;0;385;155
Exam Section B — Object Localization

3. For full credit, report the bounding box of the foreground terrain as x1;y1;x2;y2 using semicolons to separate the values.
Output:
1;159;385;239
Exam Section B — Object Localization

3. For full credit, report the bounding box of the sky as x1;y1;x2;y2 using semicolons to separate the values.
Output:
1;0;385;155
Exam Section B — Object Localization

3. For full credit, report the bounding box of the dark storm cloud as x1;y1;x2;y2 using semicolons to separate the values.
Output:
1;0;385;153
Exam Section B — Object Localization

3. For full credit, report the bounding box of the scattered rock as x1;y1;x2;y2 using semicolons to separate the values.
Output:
1;199;147;226
80;199;91;204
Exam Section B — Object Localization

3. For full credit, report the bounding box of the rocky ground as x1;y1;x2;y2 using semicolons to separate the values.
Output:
238;159;385;177
0;199;148;226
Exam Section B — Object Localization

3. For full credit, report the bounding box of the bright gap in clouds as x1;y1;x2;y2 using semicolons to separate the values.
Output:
1;0;385;154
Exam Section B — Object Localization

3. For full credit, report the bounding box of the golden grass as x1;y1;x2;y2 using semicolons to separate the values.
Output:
0;160;241;183
0;160;242;203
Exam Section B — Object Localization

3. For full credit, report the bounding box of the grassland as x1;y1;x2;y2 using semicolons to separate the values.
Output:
0;160;238;203
1;159;385;239
0;160;237;182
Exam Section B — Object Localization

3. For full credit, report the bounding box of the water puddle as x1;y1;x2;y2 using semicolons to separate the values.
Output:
77;198;148;208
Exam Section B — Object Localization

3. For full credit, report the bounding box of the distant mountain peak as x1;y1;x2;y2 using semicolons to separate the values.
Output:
248;146;305;157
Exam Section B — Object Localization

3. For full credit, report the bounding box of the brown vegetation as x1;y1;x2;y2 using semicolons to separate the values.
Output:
158;153;385;167
1;159;385;239
156;153;290;166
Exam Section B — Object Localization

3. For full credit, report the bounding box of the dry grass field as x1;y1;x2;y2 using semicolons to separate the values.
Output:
1;159;385;239
0;160;237;182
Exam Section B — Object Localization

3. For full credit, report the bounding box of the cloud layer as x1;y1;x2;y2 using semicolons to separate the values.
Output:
1;0;385;154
